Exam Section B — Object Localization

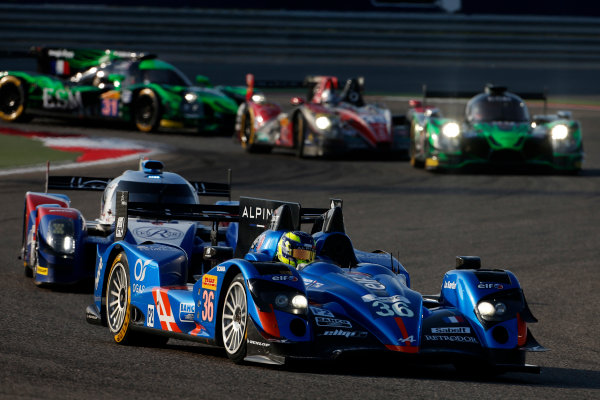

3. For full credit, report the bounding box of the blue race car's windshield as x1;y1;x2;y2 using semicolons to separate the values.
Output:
116;181;196;204
467;96;530;123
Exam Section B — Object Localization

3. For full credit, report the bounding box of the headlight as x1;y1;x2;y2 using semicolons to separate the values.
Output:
477;301;496;319
442;122;460;138
251;93;265;103
184;92;198;103
315;115;332;130
46;219;76;255
291;294;308;309
551;124;569;140
275;294;289;308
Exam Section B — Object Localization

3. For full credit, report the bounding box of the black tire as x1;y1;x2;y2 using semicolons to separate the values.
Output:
0;76;33;123
106;252;136;344
221;273;248;363
133;88;161;132
294;113;306;158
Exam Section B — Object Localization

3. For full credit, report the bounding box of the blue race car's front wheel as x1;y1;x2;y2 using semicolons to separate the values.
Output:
221;273;248;363
106;253;134;344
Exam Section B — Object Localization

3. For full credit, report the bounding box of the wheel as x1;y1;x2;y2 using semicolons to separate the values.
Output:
221;273;248;363
294;114;306;158
0;75;32;122
240;109;271;153
133;88;161;132
106;252;135;344
409;121;424;168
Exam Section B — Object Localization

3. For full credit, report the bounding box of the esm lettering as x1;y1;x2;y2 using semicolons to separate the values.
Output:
42;88;83;110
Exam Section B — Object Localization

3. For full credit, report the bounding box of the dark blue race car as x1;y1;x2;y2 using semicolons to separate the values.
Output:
20;160;231;286
86;195;546;374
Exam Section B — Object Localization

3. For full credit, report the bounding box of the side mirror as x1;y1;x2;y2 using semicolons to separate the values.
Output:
195;75;211;87
291;97;305;105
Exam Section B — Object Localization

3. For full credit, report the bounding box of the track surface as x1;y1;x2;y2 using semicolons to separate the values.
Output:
0;97;599;399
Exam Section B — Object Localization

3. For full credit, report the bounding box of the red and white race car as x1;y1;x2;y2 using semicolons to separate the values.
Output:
235;74;409;158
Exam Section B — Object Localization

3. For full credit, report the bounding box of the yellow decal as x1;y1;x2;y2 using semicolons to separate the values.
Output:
202;274;218;291
160;120;184;128
425;158;439;168
100;90;121;100
37;266;48;276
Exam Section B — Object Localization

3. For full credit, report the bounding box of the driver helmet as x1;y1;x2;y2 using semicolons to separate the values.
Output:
276;231;316;268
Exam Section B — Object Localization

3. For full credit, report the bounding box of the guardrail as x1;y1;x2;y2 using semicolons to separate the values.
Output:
3;4;600;67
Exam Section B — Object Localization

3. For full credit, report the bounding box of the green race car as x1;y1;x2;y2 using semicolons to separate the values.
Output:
0;47;242;133
408;85;583;173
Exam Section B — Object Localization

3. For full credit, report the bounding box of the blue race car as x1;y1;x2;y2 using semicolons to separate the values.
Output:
86;195;546;374
20;160;231;286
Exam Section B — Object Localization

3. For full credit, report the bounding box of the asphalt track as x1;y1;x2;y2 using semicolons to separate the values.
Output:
0;96;599;399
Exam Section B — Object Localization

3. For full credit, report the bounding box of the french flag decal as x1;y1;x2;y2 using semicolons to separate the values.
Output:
52;60;71;75
444;316;465;323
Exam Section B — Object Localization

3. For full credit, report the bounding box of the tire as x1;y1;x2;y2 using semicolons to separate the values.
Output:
106;252;135;344
133;89;161;132
221;273;248;363
0;76;32;123
294;113;306;158
240;109;271;153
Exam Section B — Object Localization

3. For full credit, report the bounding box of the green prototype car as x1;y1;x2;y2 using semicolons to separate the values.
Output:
0;47;242;133
408;85;583;173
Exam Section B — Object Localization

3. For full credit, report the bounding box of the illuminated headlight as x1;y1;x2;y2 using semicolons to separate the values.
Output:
184;92;198;103
46;219;76;255
551;124;569;140
291;294;308;309
442;122;460;138
315;115;332;130
251;93;265;103
477;301;496;319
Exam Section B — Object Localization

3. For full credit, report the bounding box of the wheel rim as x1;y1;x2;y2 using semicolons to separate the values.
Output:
222;281;247;354
107;262;128;333
241;112;253;147
136;97;154;127
0;82;23;119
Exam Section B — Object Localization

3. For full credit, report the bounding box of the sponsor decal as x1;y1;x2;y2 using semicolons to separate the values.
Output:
202;274;218;291
478;283;504;290
242;206;274;221
361;294;411;304
133;226;183;240
248;339;270;347
315;316;352;328
346;274;385;290
94;257;103;291
303;278;324;289
216;266;226;272
42;88;83;110
398;335;415;343
136;245;174;252
310;306;334;317
431;327;471;334
443;316;466;324
134;258;153;281
272;275;298;282
36;266;48;276
443;280;457;290
147;304;155;327
425;335;478;344
152;288;181;332
321;330;368;338
179;303;195;322
48;49;74;59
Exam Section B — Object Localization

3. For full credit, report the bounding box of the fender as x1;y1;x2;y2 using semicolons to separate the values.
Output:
23;192;70;250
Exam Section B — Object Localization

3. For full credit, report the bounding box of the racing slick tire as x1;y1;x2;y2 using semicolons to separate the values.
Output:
294;113;307;158
106;252;137;345
221;273;248;364
240;109;271;153
133;88;161;132
0;76;33;123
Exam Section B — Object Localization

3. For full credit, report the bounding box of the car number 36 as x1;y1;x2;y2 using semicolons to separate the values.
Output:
371;300;414;318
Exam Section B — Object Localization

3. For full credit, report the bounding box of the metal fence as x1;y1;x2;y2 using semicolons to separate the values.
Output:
3;3;600;67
